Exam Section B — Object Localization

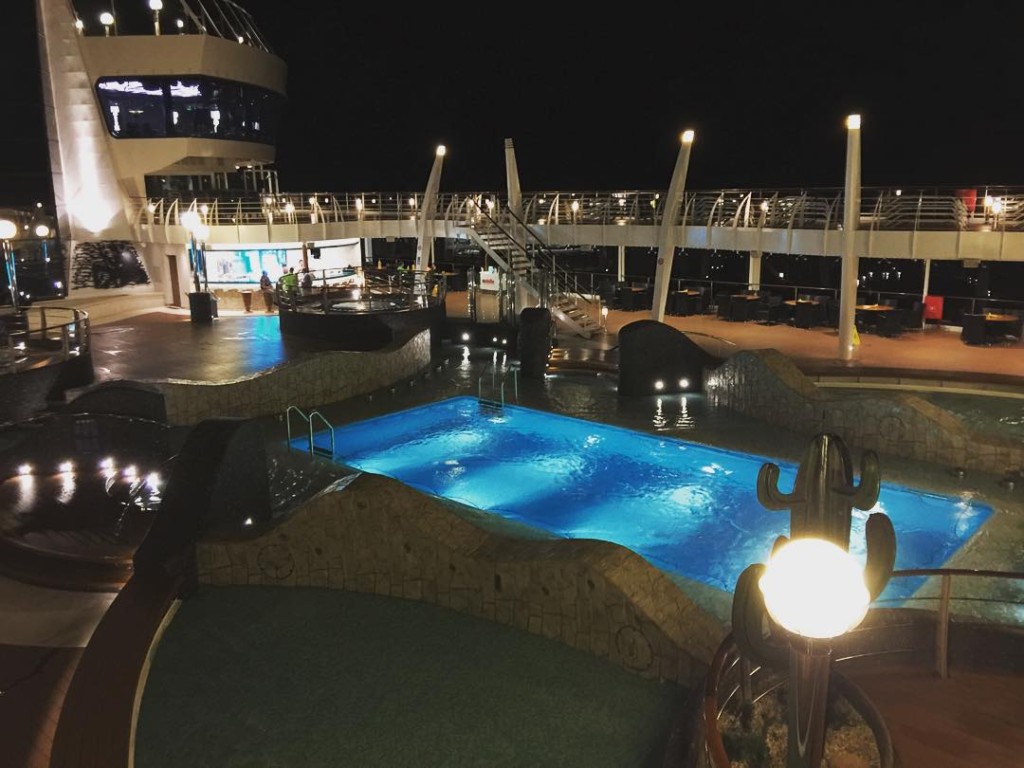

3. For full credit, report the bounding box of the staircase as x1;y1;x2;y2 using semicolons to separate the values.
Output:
465;204;602;339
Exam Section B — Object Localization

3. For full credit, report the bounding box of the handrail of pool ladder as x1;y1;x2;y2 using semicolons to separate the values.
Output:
285;405;310;453
477;363;519;408
285;405;336;458
308;410;336;458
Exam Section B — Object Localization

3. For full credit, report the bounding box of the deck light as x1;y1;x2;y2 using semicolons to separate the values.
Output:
654;380;665;391
759;537;869;639
760;200;769;212
100;11;114;35
492;336;498;343
678;378;689;389
124;465;138;477
461;332;470;342
846;114;861;130
570;200;580;213
149;0;162;34
681;130;695;144
75;17;84;32
0;220;16;240
99;457;115;470
18;464;32;476
436;145;446;157
146;472;161;489
58;461;74;474
175;17;184;31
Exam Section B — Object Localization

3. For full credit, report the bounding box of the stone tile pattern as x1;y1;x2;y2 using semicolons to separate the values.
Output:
196;473;726;686
158;331;430;425
705;349;1024;474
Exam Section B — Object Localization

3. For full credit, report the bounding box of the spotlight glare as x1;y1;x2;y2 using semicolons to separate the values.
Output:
58;461;74;473
461;332;470;342
654;380;665;391
18;463;32;475
679;378;689;388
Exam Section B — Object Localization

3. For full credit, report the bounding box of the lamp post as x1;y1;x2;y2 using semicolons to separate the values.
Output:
0;219;18;310
149;0;163;35
758;538;870;767
100;11;115;36
732;432;896;768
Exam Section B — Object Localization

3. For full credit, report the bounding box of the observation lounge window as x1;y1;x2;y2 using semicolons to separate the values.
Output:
95;76;284;144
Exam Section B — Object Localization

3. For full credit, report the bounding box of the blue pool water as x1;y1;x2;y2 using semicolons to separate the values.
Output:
317;397;991;596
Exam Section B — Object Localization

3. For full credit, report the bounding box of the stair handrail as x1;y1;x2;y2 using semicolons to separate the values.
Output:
308;410;335;458
504;206;595;307
467;199;593;309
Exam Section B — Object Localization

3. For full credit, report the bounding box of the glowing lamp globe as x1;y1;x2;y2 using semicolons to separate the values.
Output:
759;538;870;640
180;211;201;232
0;219;17;240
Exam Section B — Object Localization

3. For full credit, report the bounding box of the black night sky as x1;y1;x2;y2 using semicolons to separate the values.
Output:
5;0;1024;205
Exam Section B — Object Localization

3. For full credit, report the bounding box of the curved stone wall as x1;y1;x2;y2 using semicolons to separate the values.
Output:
157;330;430;425
705;349;1023;474
196;473;726;686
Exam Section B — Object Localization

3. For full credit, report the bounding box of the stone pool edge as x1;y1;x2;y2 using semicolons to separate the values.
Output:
196;472;727;687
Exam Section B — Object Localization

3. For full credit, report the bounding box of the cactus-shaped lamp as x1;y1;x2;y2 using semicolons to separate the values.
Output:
731;433;897;768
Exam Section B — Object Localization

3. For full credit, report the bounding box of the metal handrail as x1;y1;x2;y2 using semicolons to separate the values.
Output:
1;306;91;373
477;361;519;407
308;410;335;459
284;405;309;453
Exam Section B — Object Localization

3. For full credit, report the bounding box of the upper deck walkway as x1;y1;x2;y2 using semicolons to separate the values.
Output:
132;187;1024;262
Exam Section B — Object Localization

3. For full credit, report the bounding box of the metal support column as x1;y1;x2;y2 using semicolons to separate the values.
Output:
651;130;695;322
838;115;862;361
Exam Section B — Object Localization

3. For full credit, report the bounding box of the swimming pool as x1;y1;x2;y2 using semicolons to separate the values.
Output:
315;396;991;596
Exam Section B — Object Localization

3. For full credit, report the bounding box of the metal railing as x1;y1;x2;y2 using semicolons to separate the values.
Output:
273;267;446;314
284;405;335;458
478;361;519;407
129;186;1024;234
0;306;91;373
77;0;274;53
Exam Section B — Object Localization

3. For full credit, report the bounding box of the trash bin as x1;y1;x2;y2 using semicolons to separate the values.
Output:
241;290;253;312
188;291;216;323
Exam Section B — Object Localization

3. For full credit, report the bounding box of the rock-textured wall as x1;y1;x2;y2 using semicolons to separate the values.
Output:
197;473;726;686
158;330;430;425
705;349;1023;474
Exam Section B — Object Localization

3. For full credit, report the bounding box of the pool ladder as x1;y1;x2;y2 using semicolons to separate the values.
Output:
477;361;519;410
285;405;336;458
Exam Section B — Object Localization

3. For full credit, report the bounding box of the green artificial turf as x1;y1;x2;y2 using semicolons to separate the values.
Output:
136;586;688;767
